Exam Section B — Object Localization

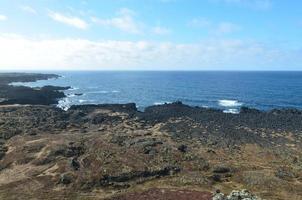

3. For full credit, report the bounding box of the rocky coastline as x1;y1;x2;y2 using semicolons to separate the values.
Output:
0;73;301;199
0;73;69;105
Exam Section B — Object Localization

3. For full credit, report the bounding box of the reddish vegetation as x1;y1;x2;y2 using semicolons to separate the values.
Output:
110;188;212;200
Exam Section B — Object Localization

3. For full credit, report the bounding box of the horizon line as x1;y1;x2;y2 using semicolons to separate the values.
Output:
1;69;302;72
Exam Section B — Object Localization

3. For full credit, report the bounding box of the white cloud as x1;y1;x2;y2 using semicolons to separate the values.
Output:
212;0;272;10
188;18;240;35
20;6;37;14
188;18;211;28
0;15;7;21
0;33;300;71
118;7;136;16
152;26;171;35
92;8;172;36
91;8;141;34
159;0;178;2
48;11;88;30
215;22;240;34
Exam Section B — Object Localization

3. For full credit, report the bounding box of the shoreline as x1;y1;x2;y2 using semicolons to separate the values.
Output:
1;72;302;114
0;73;70;105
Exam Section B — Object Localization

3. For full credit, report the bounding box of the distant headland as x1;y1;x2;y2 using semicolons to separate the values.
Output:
0;73;69;105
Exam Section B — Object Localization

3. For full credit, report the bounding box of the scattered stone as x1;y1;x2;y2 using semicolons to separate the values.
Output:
71;158;80;170
213;189;261;200
100;166;181;187
177;144;188;153
0;145;7;160
211;174;222;182
59;173;74;185
227;189;261;200
213;190;225;200
110;188;212;200
213;165;231;173
275;168;296;180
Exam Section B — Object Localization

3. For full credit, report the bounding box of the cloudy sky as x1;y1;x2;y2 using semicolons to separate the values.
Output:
0;0;301;70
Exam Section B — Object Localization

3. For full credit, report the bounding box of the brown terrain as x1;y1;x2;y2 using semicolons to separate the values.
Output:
0;73;301;200
0;103;301;200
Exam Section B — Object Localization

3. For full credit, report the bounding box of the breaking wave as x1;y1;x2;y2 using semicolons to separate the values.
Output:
223;108;240;114
57;98;71;111
68;87;79;91
218;100;243;107
154;101;172;105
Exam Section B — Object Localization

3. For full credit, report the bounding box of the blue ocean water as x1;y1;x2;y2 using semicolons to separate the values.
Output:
12;71;302;113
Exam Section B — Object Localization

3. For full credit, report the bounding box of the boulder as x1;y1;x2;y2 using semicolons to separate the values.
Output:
70;158;80;170
213;189;261;200
177;144;188;153
213;165;231;173
59;173;74;185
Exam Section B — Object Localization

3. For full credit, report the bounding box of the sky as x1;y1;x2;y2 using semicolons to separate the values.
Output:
0;0;301;71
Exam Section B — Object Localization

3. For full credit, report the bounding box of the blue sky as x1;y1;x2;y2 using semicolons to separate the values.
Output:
0;0;301;70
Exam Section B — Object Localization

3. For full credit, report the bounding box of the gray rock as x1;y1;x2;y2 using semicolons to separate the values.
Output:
213;165;231;173
70;158;80;170
213;189;261;200
227;189;260;200
213;190;226;200
59;173;73;185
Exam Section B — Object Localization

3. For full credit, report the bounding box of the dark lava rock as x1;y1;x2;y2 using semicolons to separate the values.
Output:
213;165;231;174
0;73;68;106
0;73;59;85
211;174;222;182
66;144;85;157
99;166;181;187
69;103;137;114
59;173;74;185
177;144;188;153
240;106;262;114
0;145;7;160
71;158;81;171
275;168;296;180
109;188;212;200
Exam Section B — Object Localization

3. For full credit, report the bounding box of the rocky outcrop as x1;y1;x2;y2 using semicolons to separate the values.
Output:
213;189;261;200
110;188;212;200
99;166;181;188
0;73;68;105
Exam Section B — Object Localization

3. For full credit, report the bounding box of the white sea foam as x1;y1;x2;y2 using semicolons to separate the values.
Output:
154;101;172;105
112;90;120;93
223;108;240;114
79;99;88;103
68;87;79;91
218;99;243;107
0;98;7;103
67;94;76;97
88;90;109;94
57;98;71;111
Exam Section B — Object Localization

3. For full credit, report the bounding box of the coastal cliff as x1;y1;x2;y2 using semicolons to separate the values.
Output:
0;73;69;105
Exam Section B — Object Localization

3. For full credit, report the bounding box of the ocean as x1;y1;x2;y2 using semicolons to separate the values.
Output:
11;71;302;113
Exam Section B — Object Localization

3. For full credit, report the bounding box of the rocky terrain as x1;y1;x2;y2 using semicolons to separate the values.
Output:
0;102;301;199
0;73;301;199
0;73;69;105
